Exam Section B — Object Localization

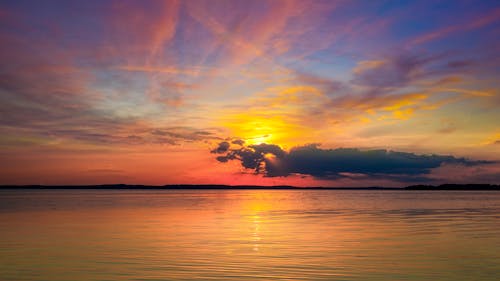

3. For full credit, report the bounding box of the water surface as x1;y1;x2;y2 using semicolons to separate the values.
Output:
1;189;499;280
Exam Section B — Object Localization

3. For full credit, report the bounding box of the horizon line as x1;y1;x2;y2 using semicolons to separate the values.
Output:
1;184;499;190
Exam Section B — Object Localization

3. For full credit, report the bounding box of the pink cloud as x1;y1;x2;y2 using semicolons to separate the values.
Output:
428;163;500;184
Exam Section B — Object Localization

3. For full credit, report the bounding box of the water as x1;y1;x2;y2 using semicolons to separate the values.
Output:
1;189;499;280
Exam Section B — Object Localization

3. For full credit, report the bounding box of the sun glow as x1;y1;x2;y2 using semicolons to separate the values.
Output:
247;134;272;145
219;111;313;147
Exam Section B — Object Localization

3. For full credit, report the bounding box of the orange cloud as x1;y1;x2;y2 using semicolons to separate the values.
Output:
352;60;386;74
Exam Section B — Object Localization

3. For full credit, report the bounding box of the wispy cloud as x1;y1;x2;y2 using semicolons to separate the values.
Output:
115;65;206;76
409;7;500;46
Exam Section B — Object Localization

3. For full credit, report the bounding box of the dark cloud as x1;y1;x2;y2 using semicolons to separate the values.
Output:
211;141;230;154
212;142;486;181
214;143;286;174
231;139;245;146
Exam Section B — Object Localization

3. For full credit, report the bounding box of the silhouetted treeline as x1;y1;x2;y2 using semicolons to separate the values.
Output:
0;184;298;189
0;184;387;190
0;184;498;190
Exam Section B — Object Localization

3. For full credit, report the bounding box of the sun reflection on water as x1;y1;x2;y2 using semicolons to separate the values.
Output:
251;214;261;252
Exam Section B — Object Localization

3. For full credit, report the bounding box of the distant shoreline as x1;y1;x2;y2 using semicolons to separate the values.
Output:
0;184;498;190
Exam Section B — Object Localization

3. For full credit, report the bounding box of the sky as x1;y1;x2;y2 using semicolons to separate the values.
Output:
0;0;499;187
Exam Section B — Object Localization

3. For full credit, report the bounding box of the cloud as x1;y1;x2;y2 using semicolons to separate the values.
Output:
214;143;286;174
350;49;497;98
293;72;346;96
211;141;230;154
409;7;500;46
436;123;456;134
231;139;245;146
212;142;486;182
291;48;498;127
428;162;500;184
183;0;345;68
106;0;180;61
7;125;219;148
352;60;386;75
351;53;440;88
150;127;216;142
0;4;221;148
215;52;482;148
115;65;205;76
0;38;96;130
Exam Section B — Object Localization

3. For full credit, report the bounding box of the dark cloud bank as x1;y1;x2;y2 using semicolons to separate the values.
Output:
212;141;490;182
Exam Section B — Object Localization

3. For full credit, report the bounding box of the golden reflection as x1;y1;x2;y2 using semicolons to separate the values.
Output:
3;190;498;280
251;214;261;252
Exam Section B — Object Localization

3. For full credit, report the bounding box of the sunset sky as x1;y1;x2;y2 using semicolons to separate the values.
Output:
0;0;499;186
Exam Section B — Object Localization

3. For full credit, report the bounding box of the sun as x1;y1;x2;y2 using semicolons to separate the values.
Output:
217;108;314;148
246;134;272;145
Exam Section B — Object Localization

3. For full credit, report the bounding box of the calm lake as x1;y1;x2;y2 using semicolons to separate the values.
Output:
1;189;499;280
